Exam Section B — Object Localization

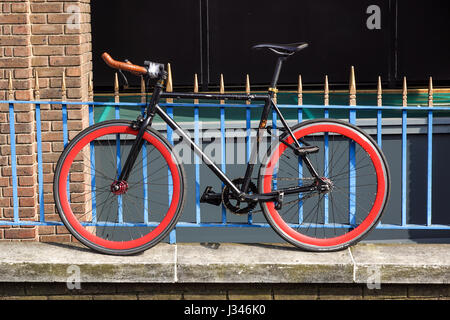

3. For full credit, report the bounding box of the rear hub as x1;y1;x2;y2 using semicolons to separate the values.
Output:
318;177;333;193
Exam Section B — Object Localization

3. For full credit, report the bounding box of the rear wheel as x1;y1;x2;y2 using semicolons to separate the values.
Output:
54;120;186;255
258;119;390;251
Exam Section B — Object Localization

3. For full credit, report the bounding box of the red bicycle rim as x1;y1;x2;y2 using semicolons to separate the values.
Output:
58;125;181;250
262;123;387;247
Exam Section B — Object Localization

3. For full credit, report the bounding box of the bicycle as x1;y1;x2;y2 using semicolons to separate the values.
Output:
53;42;390;255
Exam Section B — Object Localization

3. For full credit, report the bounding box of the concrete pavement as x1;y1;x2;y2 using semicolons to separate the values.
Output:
0;242;448;285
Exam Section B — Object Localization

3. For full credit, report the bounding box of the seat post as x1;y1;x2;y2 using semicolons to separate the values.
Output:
270;56;286;90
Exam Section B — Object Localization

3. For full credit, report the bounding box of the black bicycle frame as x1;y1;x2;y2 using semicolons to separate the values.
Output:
118;57;322;202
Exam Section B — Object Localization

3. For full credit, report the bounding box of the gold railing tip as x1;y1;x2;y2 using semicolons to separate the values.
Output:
245;74;251;105
140;75;145;92
88;72;94;102
273;86;278;104
7;71;14;100
61;70;67;100
8;71;13;92
140;76;146;103
324;75;329;106
402;76;407;106
34;69;39;90
349;66;356;106
349;66;356;91
194;73;199;92
32;69;40;101
61;70;66;90
34;69;40;88
220;74;225;104
165;64;173;103
193;73;199;104
88;72;93;90
114;72;119;90
298;74;303;90
8;70;13;87
297;74;303;106
166;62;173;93
377;76;382;107
428;76;433;107
220;74;224;92
114;72;120;103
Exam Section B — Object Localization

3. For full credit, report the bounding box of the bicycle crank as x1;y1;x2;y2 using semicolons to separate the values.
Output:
222;178;258;215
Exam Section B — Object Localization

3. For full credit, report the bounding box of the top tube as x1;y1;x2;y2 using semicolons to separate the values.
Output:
161;91;269;101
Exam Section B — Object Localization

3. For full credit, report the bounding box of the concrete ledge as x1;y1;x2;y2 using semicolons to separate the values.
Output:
0;242;448;284
351;244;450;284
176;243;353;283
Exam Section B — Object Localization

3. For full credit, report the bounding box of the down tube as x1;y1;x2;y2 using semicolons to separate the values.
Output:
154;105;241;196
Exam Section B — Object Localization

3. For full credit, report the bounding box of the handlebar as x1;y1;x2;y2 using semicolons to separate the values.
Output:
101;52;149;76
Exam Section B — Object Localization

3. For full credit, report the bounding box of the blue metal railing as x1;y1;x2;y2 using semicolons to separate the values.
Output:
1;99;450;239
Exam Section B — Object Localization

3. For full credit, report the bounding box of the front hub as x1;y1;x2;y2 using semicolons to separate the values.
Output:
110;180;129;195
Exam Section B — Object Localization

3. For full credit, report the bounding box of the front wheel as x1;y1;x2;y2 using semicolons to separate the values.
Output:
258;119;390;251
53;120;186;255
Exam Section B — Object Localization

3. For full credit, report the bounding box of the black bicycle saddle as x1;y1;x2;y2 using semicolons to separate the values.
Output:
252;42;308;57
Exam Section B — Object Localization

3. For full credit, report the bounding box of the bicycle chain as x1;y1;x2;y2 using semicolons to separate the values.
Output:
243;177;318;215
248;192;318;214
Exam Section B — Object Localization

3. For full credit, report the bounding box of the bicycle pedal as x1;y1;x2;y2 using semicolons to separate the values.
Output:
294;145;319;156
200;186;222;206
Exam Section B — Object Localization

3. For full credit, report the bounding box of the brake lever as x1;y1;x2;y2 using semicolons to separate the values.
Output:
117;60;130;89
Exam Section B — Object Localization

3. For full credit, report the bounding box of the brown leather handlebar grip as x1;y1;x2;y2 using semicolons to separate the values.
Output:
101;52;148;76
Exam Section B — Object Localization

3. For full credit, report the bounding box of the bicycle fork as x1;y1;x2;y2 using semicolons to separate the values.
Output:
114;76;165;186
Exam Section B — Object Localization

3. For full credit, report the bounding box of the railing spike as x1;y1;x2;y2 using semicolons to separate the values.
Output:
166;63;173;103
140;76;146;103
246;74;251;105
8;71;14;100
297;74;303;106
33;69;40;101
273;82;278;105
194;73;199;104
349;66;356;106
428;76;433;107
324;75;329;106
61;69;67;101
402;76;407;107
220;74;225;105
377;76;382;107
114;72;119;103
88;71;94;102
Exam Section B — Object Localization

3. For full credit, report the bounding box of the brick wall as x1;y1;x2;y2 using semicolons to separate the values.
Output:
0;0;92;242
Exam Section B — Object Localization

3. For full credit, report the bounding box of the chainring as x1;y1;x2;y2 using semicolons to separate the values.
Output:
222;178;258;215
